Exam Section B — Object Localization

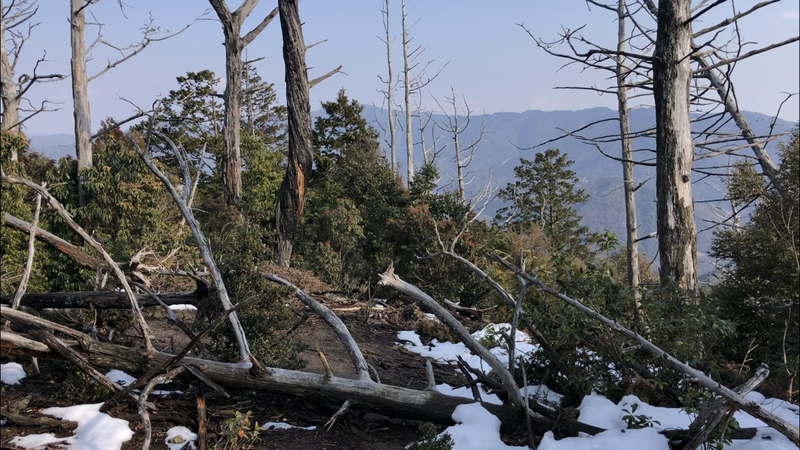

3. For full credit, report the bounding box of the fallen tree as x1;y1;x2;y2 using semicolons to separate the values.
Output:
1;289;205;310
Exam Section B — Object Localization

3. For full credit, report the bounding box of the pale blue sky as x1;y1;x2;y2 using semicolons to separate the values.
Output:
10;0;800;136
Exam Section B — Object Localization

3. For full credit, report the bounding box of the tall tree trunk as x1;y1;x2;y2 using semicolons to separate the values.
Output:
401;0;414;184
275;0;312;267
654;0;697;293
383;0;397;175
70;0;92;203
221;29;243;205
0;16;21;149
615;0;643;328
209;1;278;206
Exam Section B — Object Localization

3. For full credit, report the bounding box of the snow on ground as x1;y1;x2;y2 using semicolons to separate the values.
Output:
446;403;528;450
169;304;197;310
1;362;26;385
105;368;181;396
1;322;797;449
166;426;197;450
262;421;317;431
10;403;133;450
397;323;800;450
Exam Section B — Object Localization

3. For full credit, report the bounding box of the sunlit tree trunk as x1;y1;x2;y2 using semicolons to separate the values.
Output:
70;0;92;202
654;0;697;293
275;0;312;267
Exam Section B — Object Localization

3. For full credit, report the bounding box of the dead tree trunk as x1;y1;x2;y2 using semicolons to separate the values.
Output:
401;0;414;184
653;0;697;293
275;0;313;267
381;0;397;175
615;0;643;328
208;0;279;205
0;15;19;138
70;0;92;202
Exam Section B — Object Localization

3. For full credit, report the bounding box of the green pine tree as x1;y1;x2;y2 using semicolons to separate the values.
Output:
496;148;592;258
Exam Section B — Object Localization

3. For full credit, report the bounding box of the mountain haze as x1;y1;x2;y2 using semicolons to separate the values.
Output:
26;107;795;276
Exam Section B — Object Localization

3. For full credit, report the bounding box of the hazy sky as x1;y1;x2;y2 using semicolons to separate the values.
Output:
8;0;800;136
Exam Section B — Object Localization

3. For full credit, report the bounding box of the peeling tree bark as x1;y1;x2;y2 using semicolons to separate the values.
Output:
653;0;697;293
275;0;313;267
0;15;20;139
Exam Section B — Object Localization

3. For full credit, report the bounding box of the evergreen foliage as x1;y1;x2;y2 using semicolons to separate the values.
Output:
711;126;799;401
496;149;594;259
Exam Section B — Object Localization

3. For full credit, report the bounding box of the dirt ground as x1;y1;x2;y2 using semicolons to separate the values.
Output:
0;267;485;450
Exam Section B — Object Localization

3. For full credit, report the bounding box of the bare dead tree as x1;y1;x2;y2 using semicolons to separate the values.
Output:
432;87;485;203
520;0;797;293
612;0;644;329
377;0;399;175
399;0;448;185
1;0;65;153
207;0;278;205
69;1;196;202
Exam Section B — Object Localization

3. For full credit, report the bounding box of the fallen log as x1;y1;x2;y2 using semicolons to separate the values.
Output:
0;307;774;442
1;290;204;310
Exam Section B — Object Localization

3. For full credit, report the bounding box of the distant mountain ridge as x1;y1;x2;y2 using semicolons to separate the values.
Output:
26;107;796;276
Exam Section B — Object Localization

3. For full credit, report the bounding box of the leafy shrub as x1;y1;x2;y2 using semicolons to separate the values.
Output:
405;422;454;450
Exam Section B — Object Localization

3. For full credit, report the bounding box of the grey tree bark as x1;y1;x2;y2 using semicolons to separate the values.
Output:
70;0;92;202
208;0;279;205
614;0;643;328
275;0;313;267
653;0;697;293
401;0;414;184
0;12;19;137
381;0;397;175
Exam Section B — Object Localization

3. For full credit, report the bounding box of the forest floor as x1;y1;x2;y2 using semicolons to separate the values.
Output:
0;266;483;450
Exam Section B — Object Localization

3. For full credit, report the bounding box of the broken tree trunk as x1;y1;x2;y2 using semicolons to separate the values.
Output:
274;0;313;267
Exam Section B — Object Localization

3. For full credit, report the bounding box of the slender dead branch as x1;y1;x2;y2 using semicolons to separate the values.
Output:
265;274;371;381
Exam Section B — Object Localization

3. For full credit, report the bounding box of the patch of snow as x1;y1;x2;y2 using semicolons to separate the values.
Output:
105;369;136;386
436;383;502;405
169;304;197;311
1;362;26;385
166;426;197;450
538;428;671;450
262;421;316;431
443;403;527;449
11;403;132;450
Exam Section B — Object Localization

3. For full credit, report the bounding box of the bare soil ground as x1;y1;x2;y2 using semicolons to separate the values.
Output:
0;267;476;450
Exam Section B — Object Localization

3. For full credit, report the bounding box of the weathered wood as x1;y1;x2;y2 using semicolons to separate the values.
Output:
654;0;697;292
275;0;313;267
679;363;769;450
378;264;526;411
266;274;372;381
1;290;203;310
2;173;154;349
132;132;251;362
70;0;93;190
3;213;98;268
614;0;644;331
